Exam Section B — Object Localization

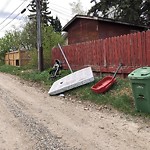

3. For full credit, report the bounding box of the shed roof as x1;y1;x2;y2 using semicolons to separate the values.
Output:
63;15;148;31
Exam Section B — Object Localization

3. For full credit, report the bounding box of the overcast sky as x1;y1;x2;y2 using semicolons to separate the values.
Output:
0;0;92;38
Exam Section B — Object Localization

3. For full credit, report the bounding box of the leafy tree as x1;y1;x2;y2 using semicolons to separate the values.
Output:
0;38;8;63
0;20;37;52
0;18;64;68
0;29;21;63
42;25;64;68
20;20;37;50
29;25;64;69
0;29;21;52
88;0;150;26
28;0;62;32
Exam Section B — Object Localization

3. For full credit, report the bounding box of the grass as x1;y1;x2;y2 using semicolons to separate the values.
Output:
67;77;134;114
0;65;70;89
0;64;149;117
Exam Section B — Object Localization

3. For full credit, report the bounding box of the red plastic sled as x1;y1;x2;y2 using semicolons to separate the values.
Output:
91;76;116;94
91;63;123;94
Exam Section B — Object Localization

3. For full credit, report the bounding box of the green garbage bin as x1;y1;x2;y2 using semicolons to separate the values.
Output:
128;67;150;113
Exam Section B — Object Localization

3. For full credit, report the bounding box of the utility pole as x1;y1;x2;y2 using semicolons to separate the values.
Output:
36;0;43;71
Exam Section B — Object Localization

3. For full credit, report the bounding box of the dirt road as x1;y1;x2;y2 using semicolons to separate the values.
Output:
0;72;150;150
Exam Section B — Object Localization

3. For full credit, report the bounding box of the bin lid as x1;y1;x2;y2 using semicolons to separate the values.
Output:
128;67;150;79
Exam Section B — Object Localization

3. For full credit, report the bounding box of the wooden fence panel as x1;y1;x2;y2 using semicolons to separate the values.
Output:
126;34;131;66
130;34;134;67
137;32;142;66
52;30;150;74
146;31;150;65
94;40;99;68
142;32;147;66
108;37;113;66
98;40;102;66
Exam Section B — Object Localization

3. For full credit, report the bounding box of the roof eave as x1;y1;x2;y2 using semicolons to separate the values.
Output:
62;15;148;31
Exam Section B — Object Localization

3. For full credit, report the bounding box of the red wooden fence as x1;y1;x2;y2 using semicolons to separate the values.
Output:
52;30;150;75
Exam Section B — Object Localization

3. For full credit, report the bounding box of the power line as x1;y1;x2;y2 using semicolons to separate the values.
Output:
0;2;30;32
49;7;72;18
0;0;27;26
0;13;21;32
49;7;73;26
50;2;71;14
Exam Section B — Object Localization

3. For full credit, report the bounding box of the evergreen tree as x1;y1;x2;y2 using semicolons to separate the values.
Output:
88;0;150;26
28;0;62;32
51;16;62;32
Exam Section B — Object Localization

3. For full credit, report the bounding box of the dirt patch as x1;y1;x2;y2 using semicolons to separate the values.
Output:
0;72;150;150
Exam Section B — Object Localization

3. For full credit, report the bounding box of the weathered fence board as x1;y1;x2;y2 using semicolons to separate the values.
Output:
52;30;150;75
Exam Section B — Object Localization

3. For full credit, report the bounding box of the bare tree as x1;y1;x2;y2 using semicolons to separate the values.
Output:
69;0;87;15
